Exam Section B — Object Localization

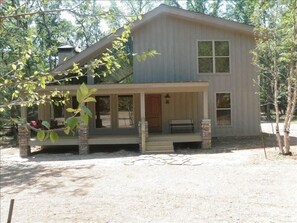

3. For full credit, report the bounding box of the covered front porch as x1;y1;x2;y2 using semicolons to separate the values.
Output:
19;82;211;156
27;132;202;154
28;133;201;146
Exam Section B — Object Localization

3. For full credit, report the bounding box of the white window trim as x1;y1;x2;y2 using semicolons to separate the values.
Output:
215;92;232;127
197;40;231;75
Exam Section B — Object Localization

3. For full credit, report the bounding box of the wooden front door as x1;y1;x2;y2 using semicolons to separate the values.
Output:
145;94;162;133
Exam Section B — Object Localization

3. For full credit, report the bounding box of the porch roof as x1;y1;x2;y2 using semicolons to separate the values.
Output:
40;82;209;95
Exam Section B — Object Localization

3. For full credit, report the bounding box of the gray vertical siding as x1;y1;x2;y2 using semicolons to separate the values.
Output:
133;15;260;136
161;92;203;133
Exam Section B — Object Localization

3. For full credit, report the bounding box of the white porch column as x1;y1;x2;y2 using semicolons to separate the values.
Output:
203;90;208;119
87;65;95;130
139;92;147;153
201;90;211;149
140;93;145;122
87;63;94;85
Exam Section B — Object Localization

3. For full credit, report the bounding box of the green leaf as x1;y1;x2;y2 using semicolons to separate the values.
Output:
12;64;17;70
66;117;78;129
87;88;97;96
81;105;92;117
76;90;83;103
83;97;96;103
66;107;77;113
37;130;45;141
64;126;70;135
42;121;50;129
81;114;89;125
40;76;46;89
79;83;89;97
44;132;50;141
50;131;59;143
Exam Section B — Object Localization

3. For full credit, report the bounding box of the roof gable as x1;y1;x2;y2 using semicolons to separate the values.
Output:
55;4;254;72
132;4;253;35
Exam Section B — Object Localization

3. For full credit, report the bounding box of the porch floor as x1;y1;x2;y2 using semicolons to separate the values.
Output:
29;133;201;146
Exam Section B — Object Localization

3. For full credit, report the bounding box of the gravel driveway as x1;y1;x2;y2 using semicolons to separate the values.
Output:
1;124;297;223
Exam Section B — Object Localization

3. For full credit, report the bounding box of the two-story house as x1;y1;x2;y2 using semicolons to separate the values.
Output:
20;4;260;156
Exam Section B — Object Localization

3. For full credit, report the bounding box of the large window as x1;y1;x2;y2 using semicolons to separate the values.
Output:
118;95;134;128
51;97;65;127
95;96;111;128
216;93;231;126
198;41;230;73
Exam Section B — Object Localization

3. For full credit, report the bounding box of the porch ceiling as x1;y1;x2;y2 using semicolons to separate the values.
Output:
40;82;209;95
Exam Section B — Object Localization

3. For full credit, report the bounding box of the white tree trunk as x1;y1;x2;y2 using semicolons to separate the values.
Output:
283;7;297;155
273;55;284;154
283;62;297;155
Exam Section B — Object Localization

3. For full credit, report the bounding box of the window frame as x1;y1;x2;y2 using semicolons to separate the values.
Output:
197;40;230;74
215;92;232;127
50;99;65;120
117;94;135;129
95;95;111;129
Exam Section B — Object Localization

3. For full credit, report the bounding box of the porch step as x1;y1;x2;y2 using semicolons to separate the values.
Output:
145;141;174;153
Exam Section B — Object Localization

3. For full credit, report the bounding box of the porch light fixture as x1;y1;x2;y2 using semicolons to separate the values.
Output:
165;94;171;104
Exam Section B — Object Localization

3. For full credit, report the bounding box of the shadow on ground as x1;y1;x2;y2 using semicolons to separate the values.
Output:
0;162;97;195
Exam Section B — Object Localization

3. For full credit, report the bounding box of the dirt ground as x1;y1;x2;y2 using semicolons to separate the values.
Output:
1;124;297;223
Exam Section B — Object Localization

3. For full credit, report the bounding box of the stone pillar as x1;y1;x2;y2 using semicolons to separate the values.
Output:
138;121;148;153
79;124;89;155
201;119;211;149
18;125;31;157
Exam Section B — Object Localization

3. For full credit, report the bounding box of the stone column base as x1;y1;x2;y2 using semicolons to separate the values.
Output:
18;125;31;157
201;119;211;149
79;125;89;155
138;121;148;153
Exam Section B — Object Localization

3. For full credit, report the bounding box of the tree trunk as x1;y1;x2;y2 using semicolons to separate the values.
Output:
283;62;297;155
283;131;291;155
273;55;284;154
274;98;283;154
284;4;297;155
275;123;284;154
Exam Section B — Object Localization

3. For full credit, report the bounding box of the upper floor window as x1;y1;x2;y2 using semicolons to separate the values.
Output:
197;41;230;73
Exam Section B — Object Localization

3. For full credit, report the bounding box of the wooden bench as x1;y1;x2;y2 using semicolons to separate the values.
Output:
170;119;194;133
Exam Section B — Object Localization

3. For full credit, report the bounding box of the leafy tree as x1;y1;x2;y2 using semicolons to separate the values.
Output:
251;0;297;155
62;0;105;48
163;0;183;8
164;0;223;16
186;0;208;13
124;0;156;16
224;0;255;25
0;0;157;143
